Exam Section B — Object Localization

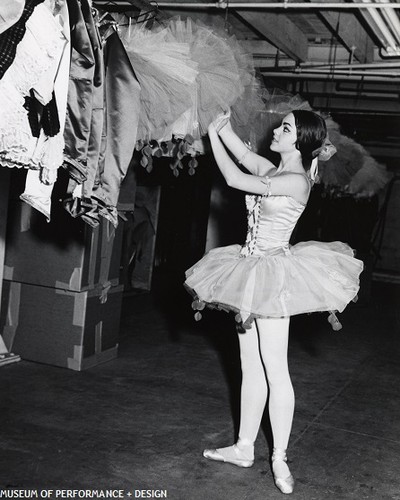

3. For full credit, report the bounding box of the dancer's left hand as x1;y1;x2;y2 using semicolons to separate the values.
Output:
212;109;231;133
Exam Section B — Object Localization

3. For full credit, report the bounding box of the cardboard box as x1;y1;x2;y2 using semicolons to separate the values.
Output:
0;281;123;371
4;200;123;291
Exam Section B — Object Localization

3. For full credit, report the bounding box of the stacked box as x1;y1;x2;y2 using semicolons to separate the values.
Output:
1;200;124;370
4;200;123;291
0;281;123;371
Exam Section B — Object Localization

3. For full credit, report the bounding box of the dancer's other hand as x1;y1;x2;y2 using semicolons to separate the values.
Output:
211;109;231;134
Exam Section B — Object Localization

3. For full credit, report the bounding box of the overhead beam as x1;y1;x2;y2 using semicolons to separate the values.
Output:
240;42;356;66
96;1;400;8
234;10;309;62
307;44;356;64
317;9;374;63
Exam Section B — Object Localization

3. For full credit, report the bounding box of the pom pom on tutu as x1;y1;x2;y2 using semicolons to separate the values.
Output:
328;311;342;331
192;298;205;322
192;298;206;311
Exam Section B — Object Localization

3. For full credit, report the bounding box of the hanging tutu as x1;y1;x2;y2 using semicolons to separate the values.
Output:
228;87;312;158
169;17;254;137
318;117;391;197
346;157;392;198
164;16;260;143
117;15;259;143
185;194;363;329
116;19;198;143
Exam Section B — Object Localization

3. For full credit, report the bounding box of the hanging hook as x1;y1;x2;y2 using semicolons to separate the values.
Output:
224;0;230;32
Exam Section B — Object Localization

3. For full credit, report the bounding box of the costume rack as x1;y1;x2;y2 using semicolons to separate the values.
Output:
0;0;163;369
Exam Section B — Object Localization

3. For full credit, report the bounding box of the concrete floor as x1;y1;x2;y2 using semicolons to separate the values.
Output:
1;275;399;500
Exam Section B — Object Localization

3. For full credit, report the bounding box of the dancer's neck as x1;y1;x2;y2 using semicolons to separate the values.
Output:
278;150;304;174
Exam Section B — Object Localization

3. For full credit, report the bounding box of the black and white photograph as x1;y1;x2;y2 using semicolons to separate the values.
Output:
0;0;399;498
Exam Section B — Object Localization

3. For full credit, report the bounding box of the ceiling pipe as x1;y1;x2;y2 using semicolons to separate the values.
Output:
93;1;400;9
292;68;400;76
157;1;400;8
299;61;400;69
324;110;400;115
260;69;400;81
309;91;399;98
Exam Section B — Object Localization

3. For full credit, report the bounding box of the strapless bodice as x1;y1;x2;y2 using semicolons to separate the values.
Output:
240;194;305;256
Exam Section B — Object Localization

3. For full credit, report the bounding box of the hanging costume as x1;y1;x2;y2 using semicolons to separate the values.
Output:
0;0;70;221
117;16;257;145
62;0;104;187
91;30;141;226
62;14;258;227
1;6;387;227
0;0;25;35
0;1;66;172
116;17;198;144
63;8;141;227
185;180;363;330
0;0;43;78
172;17;254;138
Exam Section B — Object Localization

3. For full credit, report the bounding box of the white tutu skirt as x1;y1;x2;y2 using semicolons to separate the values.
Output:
185;240;363;327
117;16;257;142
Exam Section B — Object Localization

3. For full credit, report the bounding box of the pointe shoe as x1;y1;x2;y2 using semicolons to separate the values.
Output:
203;443;254;468
271;448;294;495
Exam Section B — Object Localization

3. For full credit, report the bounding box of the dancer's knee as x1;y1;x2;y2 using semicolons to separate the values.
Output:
265;363;292;387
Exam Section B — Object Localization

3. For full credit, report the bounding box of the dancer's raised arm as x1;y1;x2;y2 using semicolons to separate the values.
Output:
208;123;309;203
215;117;276;177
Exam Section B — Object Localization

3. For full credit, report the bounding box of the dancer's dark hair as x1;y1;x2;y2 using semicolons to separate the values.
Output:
292;110;327;171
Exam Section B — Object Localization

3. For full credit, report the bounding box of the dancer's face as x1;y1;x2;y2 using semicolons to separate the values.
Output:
270;113;297;154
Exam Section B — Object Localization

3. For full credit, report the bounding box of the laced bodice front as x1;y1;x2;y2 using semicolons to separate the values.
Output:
240;194;306;257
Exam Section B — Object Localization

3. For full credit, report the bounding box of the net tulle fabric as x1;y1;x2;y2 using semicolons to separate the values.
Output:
232;89;311;155
116;16;314;149
171;17;250;137
117;20;198;143
117;16;259;142
318;118;391;196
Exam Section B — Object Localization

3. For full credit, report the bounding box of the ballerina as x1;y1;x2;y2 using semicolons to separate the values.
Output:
185;109;363;494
